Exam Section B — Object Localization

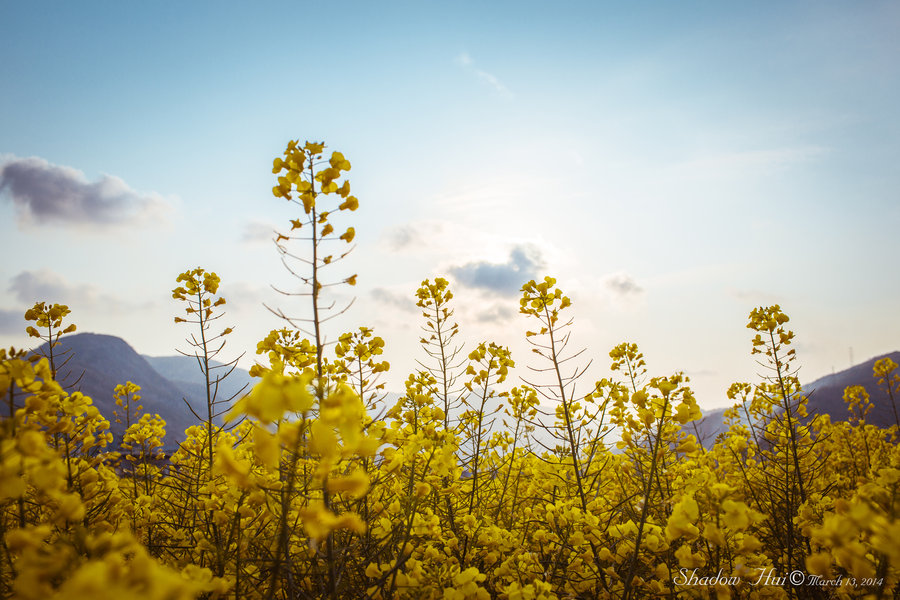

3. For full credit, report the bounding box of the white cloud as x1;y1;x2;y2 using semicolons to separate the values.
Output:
371;287;417;314
455;51;514;98
241;220;279;244
602;272;644;299
570;271;647;313
450;245;545;297
474;303;516;323
381;220;445;252
380;219;562;273
8;269;150;315
0;156;170;229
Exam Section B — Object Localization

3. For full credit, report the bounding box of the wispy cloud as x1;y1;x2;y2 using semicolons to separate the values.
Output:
221;281;277;312
381;220;564;287
0;156;170;229
381;221;446;252
241;220;278;244
450;245;543;296
371;287;417;313
8;270;143;314
475;303;516;323
602;272;644;299
583;271;646;311
455;52;514;98
0;308;24;335
729;288;783;306
430;178;536;218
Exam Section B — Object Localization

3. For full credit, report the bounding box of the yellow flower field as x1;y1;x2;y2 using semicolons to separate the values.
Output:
2;142;899;600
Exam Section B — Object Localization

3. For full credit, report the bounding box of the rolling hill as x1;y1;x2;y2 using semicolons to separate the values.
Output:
694;351;900;445
23;333;899;451
30;333;253;448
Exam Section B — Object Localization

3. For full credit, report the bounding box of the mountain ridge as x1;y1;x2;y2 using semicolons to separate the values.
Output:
694;350;900;445
27;333;899;450
31;332;253;448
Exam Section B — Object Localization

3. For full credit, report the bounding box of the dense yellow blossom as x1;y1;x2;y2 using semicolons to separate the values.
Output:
5;142;900;599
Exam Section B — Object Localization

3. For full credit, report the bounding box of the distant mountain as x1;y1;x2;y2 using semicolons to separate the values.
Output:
802;351;900;429
29;333;254;449
691;405;733;448
693;351;900;445
141;354;254;423
25;334;898;452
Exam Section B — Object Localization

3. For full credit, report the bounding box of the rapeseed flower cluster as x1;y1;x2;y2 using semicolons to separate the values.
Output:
6;291;896;599
4;143;900;599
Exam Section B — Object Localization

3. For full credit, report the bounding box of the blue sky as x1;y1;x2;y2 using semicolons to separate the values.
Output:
2;1;898;408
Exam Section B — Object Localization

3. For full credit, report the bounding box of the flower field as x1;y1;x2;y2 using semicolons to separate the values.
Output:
2;143;899;600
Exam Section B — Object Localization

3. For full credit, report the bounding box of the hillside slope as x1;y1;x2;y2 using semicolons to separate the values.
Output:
694;351;900;445
32;333;209;447
142;354;254;422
